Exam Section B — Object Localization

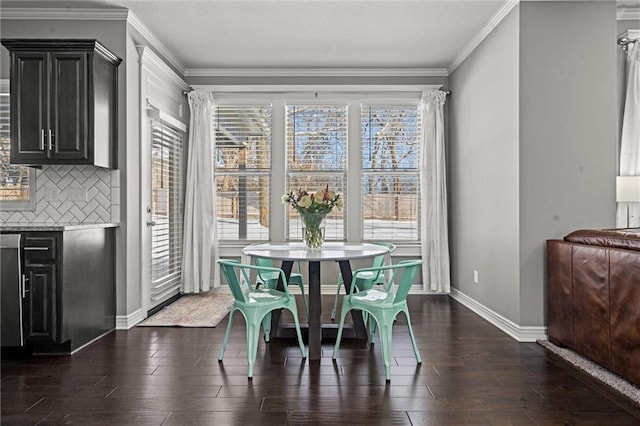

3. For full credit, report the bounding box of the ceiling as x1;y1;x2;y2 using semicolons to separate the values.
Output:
3;0;640;75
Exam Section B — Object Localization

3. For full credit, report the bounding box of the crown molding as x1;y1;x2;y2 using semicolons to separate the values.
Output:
0;7;129;20
184;67;449;77
1;7;186;75
126;11;185;75
617;7;640;20
137;46;190;91
447;0;519;75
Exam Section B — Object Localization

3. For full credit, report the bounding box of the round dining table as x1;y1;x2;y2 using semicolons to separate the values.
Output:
242;242;390;360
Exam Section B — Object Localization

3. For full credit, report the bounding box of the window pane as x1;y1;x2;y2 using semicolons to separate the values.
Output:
214;105;271;241
0;92;33;206
286;105;346;241
216;174;270;241
286;105;347;171
361;105;420;241
361;105;419;170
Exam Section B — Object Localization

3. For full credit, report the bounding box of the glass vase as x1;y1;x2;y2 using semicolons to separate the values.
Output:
301;212;327;249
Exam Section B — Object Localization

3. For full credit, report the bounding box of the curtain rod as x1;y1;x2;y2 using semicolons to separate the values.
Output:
618;36;638;51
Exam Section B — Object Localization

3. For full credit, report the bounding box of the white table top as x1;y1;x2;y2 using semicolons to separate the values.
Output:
242;242;389;262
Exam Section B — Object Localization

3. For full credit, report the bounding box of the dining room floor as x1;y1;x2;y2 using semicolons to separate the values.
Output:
2;294;640;425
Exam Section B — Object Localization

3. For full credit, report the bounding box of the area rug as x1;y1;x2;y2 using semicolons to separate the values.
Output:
138;291;233;327
538;340;640;405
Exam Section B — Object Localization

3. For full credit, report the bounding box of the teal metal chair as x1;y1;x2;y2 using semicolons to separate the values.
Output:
330;242;396;320
332;259;422;382
249;244;309;319
217;259;306;378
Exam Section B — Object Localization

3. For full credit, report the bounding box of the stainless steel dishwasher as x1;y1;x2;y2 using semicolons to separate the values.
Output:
1;234;24;346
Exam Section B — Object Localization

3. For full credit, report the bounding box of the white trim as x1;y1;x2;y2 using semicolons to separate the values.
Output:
69;330;114;354
620;29;640;40
617;7;640;20
448;0;519;74
127;11;185;75
115;309;145;330
185;68;449;77
138;46;190;92
193;84;441;94
0;7;129;20
449;288;547;342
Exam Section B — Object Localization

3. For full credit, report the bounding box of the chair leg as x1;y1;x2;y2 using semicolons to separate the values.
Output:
330;275;343;320
262;312;272;342
287;303;307;359
332;300;350;359
375;311;395;382
246;320;260;379
404;309;422;364
298;283;309;320
218;308;236;361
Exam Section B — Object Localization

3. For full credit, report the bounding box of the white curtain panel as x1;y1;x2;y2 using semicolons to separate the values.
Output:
617;41;640;228
420;90;451;293
181;91;218;293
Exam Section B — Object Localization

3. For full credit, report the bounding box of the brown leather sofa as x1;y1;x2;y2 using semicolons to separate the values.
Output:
547;228;640;386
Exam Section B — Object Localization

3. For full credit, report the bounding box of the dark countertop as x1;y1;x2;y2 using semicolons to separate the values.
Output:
0;223;119;232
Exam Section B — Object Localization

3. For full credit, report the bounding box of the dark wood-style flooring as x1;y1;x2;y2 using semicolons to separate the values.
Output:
2;295;640;425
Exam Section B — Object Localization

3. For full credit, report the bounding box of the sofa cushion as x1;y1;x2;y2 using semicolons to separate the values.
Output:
564;228;640;251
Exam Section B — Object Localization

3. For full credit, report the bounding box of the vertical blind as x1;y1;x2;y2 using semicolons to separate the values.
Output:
361;105;421;241
150;119;185;301
0;93;31;203
214;105;272;241
286;105;347;241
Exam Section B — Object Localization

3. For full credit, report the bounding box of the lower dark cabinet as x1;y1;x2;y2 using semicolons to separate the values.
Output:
3;227;116;354
24;263;57;343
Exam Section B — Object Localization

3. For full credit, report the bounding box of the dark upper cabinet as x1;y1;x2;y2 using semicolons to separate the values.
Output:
1;39;122;168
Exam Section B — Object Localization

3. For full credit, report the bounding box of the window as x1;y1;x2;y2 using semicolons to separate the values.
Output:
211;92;424;246
0;87;35;211
361;105;420;240
214;105;272;241
286;105;347;241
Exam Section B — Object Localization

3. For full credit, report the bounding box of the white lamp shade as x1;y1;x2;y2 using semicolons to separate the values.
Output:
616;176;640;202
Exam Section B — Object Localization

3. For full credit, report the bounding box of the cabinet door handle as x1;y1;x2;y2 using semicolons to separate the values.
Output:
24;247;48;251
40;129;45;150
48;129;53;151
21;274;27;298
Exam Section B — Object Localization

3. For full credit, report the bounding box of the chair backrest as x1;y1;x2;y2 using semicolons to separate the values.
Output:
217;259;291;303
368;242;397;281
349;259;422;304
371;242;396;267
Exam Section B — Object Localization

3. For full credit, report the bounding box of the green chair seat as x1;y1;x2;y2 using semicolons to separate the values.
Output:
332;259;422;382
217;259;307;379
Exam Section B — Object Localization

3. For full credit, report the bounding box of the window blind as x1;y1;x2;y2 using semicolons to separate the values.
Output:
150;119;185;300
286;105;347;241
361;105;421;241
214;105;272;241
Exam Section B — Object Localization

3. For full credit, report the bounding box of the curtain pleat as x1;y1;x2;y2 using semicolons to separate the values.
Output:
420;90;451;293
181;91;218;293
617;42;640;228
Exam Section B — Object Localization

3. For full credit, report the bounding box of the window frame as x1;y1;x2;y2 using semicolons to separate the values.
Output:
0;79;36;212
208;85;438;256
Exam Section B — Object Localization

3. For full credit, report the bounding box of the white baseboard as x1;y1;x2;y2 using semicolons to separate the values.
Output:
449;288;547;342
115;308;145;330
